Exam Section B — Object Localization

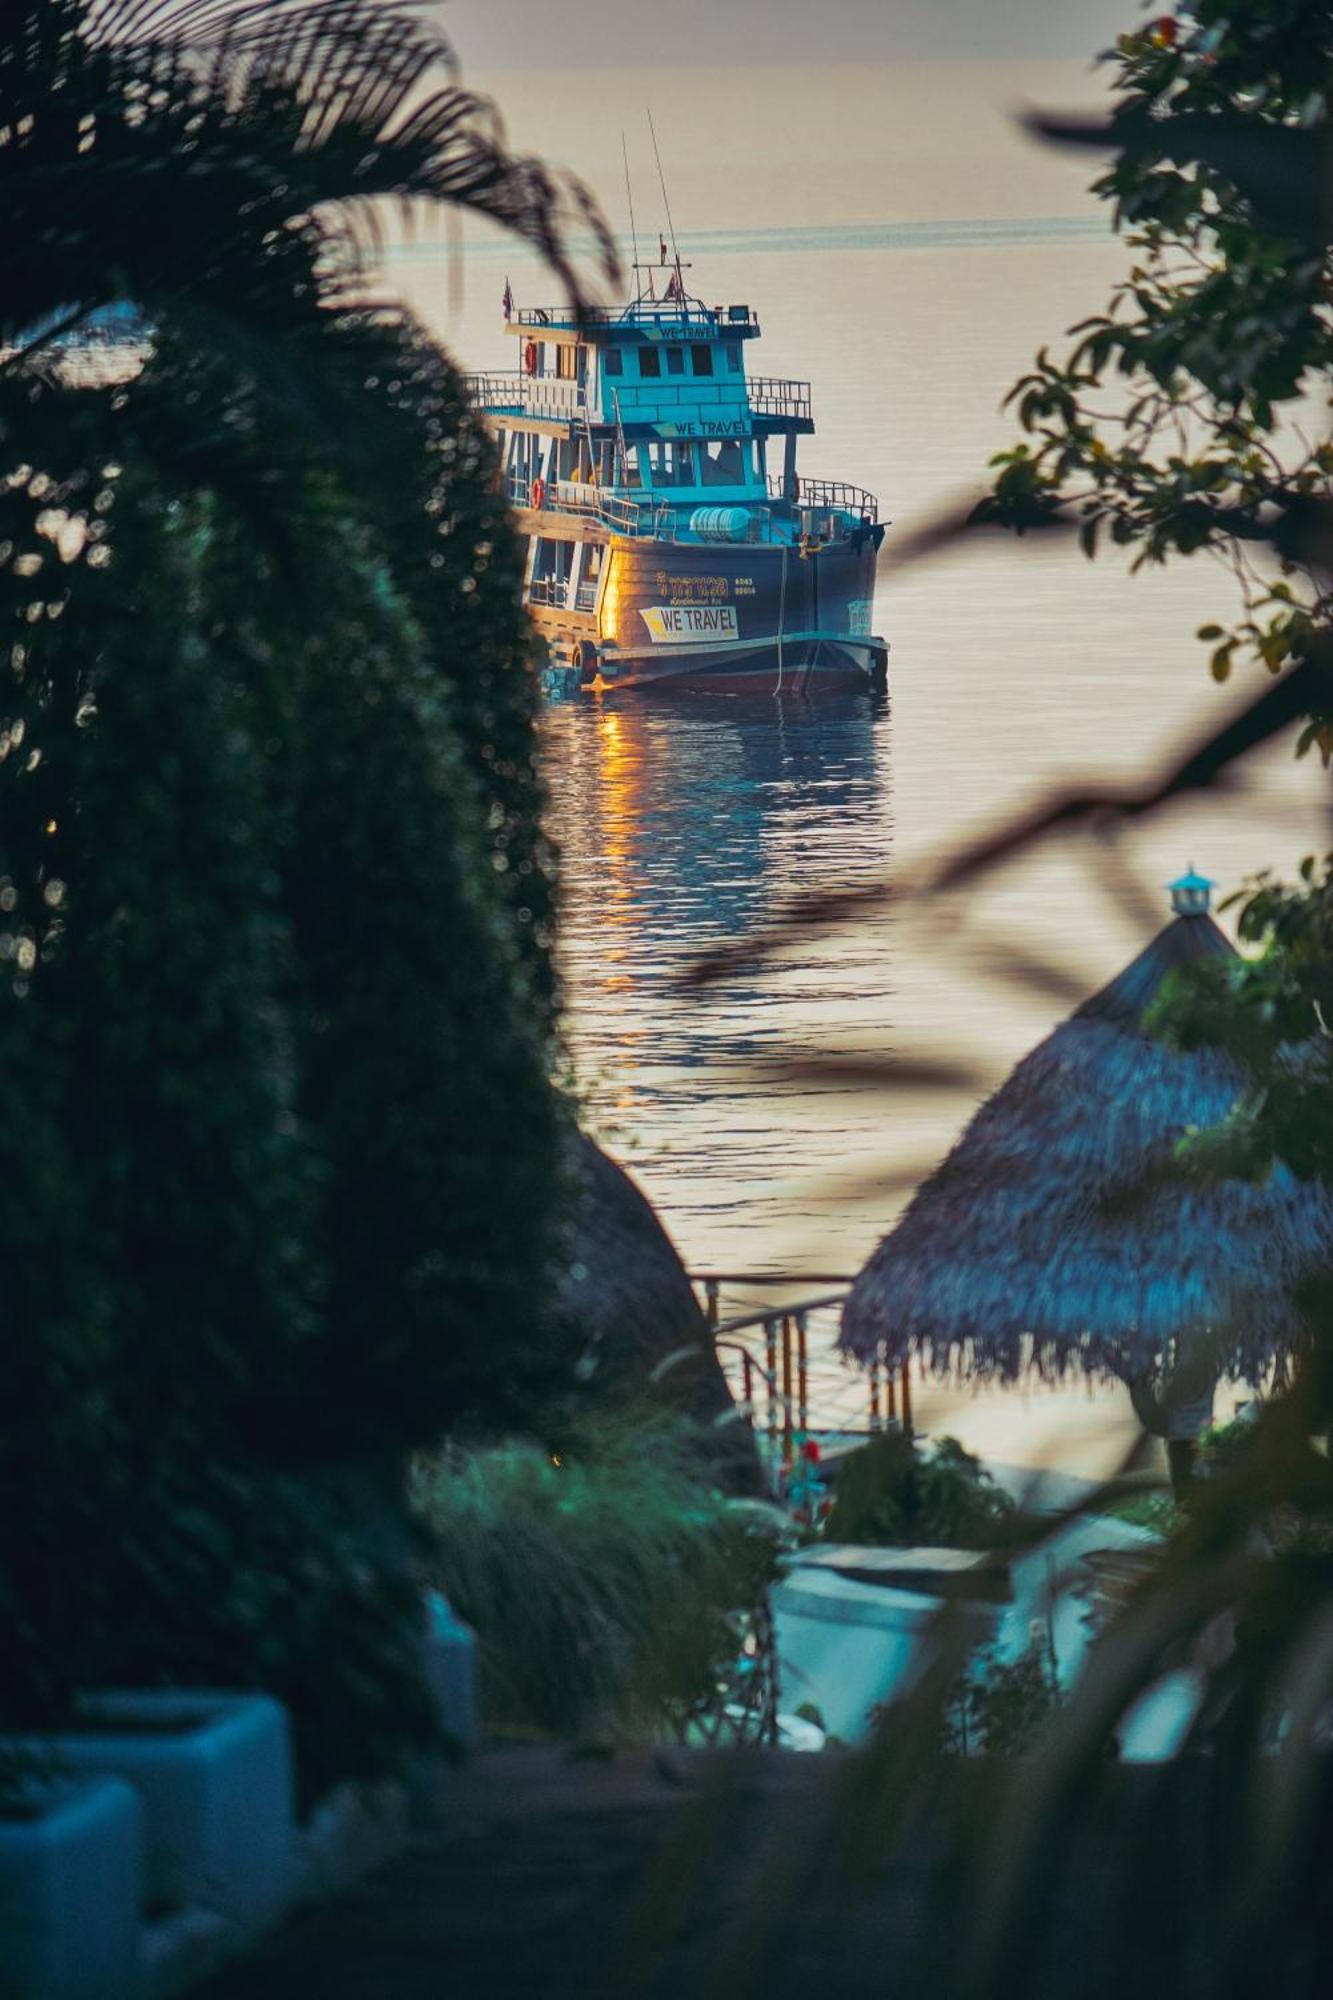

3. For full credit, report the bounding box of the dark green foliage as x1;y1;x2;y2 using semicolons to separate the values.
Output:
0;0;612;1780
824;1433;1017;1549
0;1455;438;1812
941;1646;1062;1759
412;1410;785;1741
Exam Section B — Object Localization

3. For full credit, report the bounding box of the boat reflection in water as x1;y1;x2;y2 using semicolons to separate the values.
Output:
544;685;895;1272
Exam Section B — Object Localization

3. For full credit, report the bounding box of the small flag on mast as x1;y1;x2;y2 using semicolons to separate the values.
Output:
502;277;513;319
659;235;667;266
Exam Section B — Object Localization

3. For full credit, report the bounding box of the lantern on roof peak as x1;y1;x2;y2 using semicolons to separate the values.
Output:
1168;866;1215;917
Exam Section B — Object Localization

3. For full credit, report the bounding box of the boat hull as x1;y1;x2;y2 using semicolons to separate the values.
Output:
541;535;885;693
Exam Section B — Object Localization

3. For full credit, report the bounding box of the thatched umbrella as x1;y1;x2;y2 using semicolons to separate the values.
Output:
840;873;1333;1418
559;1135;759;1490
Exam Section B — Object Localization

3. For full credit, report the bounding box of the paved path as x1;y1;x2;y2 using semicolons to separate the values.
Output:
197;1746;865;2000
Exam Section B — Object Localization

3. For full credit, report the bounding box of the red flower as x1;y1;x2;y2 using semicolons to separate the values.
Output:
801;1438;822;1464
1151;15;1177;46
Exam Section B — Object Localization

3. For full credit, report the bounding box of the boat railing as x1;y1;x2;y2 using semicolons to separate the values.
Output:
515;475;784;546
575;579;599;611
644;502;780;546
767;473;879;519
544;480;643;535
527;575;568;607
463;370;526;412
511;302;760;333
466;372;588;422
747;376;812;422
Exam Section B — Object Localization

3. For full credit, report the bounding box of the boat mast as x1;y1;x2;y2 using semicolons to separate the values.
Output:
621;130;644;303
647;108;687;302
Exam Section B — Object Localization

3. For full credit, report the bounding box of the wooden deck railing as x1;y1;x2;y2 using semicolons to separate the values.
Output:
691;1272;913;1471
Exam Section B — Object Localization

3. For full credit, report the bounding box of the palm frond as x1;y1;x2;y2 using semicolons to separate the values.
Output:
0;0;617;354
82;0;619;298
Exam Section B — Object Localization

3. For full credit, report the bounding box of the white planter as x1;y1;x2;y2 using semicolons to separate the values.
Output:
773;1566;996;1742
38;1691;294;1945
0;1776;145;2000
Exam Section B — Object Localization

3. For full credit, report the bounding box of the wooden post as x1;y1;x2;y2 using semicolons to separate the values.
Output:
741;1349;754;1415
886;1366;897;1423
869;1358;881;1432
764;1318;778;1447
704;1278;720;1330
901;1358;913;1437
781;1314;794;1464
796;1313;809;1433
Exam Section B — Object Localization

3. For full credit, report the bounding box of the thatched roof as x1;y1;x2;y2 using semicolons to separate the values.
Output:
559;1136;759;1487
840;907;1333;1385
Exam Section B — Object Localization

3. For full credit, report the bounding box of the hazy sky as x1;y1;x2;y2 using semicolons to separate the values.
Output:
437;0;1142;72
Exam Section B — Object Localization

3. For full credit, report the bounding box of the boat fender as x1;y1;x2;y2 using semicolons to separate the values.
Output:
531;476;546;510
523;339;539;375
576;639;599;682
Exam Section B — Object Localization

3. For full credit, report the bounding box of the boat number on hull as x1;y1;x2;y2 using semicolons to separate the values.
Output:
641;604;740;643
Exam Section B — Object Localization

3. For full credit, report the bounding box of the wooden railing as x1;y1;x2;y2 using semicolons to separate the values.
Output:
693;1272;913;1473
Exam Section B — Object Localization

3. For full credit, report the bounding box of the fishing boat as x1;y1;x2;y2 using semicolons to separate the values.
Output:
464;257;888;694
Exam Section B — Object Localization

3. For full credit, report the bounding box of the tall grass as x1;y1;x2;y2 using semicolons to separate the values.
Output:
411;1409;784;1741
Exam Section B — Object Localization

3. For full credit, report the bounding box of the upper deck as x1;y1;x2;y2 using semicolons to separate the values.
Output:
508;299;761;340
465;292;813;443
464;276;881;537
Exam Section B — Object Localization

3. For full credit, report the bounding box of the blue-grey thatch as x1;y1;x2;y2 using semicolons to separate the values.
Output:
840;885;1333;1389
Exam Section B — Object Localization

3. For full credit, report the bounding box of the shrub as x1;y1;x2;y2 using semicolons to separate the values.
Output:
0;1457;438;1813
823;1432;1017;1549
0;1;592;1777
939;1643;1062;1759
411;1411;785;1741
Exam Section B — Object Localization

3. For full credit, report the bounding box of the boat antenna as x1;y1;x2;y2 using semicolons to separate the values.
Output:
621;129;642;301
647;108;683;292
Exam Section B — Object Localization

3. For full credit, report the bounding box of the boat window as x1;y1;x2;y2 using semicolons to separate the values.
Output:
603;348;623;376
666;348;685;375
725;343;741;372
556;344;577;381
647;441;696;487
621;443;644;488
699;439;745;486
638;348;662;378
690;346;714;377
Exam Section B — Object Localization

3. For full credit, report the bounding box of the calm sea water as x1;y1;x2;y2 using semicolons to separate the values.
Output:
386;60;1330;1286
